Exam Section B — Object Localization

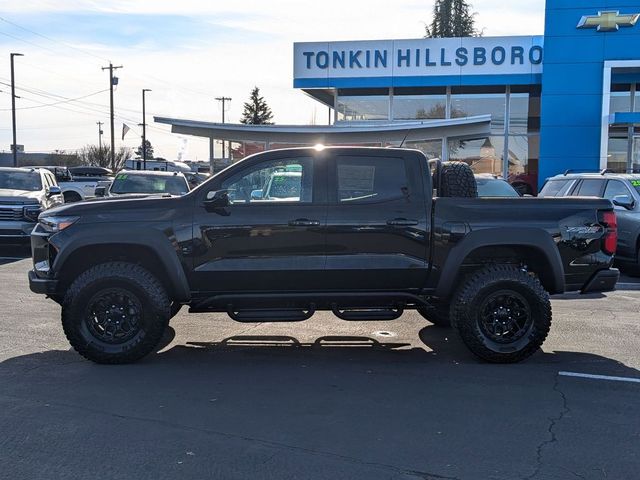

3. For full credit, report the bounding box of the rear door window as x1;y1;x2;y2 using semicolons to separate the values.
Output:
572;179;605;197
334;156;408;204
539;179;575;197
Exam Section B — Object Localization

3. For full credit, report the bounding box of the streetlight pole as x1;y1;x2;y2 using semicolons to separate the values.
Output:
10;53;23;167
142;89;151;170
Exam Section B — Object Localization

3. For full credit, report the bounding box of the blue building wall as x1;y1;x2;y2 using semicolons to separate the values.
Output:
539;0;640;186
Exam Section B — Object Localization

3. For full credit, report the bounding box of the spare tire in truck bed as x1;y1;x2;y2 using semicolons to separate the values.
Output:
437;161;478;198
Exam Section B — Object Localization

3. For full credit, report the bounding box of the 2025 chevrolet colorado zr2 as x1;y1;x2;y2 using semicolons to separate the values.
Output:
28;147;619;364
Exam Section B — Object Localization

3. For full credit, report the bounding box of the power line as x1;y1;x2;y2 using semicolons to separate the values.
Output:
0;15;109;62
0;89;108;111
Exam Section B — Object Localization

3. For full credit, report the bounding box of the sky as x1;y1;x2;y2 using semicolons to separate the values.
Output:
0;0;545;161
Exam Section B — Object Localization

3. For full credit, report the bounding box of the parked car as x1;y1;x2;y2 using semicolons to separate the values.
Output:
540;171;640;274
25;165;109;203
29;147;618;365
0;167;63;243
476;174;521;197
95;170;190;197
250;168;303;201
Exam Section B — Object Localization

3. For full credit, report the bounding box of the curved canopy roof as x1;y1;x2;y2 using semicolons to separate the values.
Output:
153;115;491;145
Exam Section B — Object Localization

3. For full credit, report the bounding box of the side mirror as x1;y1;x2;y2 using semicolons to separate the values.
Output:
250;189;263;200
612;194;634;210
47;186;62;197
95;186;107;197
204;190;230;208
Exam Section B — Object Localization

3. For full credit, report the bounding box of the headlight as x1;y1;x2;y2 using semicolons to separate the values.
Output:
23;205;42;222
38;216;79;233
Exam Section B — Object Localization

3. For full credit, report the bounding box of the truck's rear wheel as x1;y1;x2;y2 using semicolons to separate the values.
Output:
417;302;451;327
450;266;551;363
438;161;477;198
62;262;171;364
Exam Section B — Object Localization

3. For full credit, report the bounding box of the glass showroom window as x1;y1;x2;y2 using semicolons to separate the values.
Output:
607;137;628;173
450;87;506;134
448;136;505;176
509;88;540;135
336;95;389;121
610;84;632;113
393;87;447;120
635;84;640;112
405;139;442;160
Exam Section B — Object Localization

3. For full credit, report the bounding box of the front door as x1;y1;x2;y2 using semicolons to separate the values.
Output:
324;151;430;292
191;154;327;293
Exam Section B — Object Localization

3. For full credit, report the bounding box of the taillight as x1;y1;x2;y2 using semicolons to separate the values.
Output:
601;210;617;256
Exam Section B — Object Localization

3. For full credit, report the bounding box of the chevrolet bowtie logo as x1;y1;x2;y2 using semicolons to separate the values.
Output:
577;11;640;32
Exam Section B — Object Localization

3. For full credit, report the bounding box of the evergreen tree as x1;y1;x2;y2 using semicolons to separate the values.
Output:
135;139;154;159
240;87;274;125
425;0;479;38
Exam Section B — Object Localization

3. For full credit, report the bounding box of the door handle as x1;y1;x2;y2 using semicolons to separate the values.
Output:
289;218;320;227
386;218;418;226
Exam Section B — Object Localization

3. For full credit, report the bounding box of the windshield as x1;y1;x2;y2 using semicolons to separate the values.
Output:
110;173;189;195
476;178;519;197
0;171;42;192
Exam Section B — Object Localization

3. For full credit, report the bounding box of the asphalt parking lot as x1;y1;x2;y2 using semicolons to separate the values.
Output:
0;247;639;480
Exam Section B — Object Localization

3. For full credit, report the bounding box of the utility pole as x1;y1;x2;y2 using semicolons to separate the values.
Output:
97;121;104;149
96;121;104;164
215;96;232;159
142;89;151;169
10;53;23;167
101;63;122;168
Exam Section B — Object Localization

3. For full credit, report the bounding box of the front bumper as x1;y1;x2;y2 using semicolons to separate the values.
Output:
28;270;59;295
0;220;36;239
581;268;619;294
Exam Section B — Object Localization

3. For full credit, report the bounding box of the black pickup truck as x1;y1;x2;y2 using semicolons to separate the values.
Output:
28;147;619;364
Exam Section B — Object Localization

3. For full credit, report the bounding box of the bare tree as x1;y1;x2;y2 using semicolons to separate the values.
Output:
77;145;132;171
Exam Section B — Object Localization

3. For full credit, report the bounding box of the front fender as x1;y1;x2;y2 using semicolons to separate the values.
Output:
50;226;191;301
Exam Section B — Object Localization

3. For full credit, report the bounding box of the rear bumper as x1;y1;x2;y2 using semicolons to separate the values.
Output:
28;270;59;295
581;268;619;294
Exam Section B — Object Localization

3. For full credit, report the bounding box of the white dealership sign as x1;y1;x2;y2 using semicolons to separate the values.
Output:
294;36;543;81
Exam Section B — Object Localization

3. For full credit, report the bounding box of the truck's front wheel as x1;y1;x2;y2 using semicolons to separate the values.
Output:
450;266;551;363
62;262;171;364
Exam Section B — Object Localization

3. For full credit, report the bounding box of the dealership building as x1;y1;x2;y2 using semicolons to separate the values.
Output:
157;0;640;193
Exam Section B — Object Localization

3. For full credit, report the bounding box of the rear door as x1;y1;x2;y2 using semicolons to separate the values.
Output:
324;151;429;292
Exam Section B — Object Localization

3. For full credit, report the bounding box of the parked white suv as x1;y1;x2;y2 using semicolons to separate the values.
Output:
0;167;64;243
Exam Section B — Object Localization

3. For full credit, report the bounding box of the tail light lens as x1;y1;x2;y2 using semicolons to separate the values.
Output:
600;210;617;256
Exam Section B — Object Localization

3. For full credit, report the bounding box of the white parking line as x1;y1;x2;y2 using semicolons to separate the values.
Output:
559;371;640;384
0;257;26;260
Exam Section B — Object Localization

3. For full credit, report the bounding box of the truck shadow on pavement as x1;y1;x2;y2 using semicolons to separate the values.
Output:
1;326;639;480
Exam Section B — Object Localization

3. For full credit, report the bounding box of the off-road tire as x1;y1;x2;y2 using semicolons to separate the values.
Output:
450;265;551;363
438;161;477;198
62;262;171;364
417;303;451;327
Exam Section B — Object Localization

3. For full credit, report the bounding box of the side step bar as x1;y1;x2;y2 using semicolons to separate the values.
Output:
331;304;404;321
227;304;315;322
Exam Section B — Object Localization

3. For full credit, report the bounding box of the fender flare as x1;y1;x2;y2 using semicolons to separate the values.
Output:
434;228;565;297
51;227;191;301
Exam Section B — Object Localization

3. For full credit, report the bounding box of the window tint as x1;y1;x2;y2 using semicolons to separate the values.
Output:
335;156;407;203
476;178;520;197
221;157;313;204
574;179;604;197
604;180;631;200
539;179;574;197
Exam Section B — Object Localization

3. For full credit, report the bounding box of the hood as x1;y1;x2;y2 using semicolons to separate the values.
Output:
0;188;41;205
41;192;181;218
